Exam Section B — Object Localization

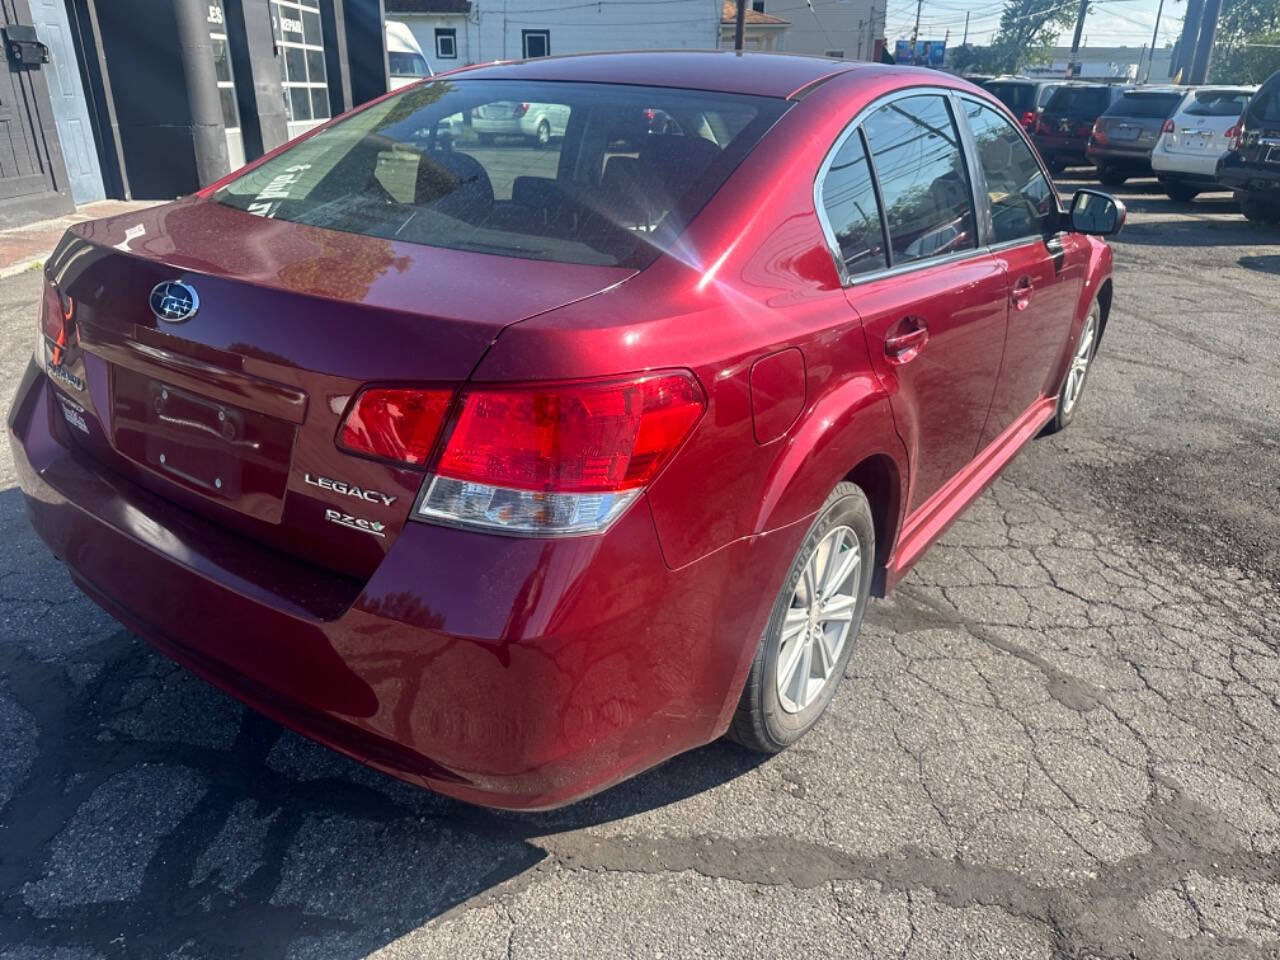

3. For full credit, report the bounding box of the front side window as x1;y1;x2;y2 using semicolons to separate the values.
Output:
389;52;430;77
964;99;1056;244
213;80;786;268
861;94;976;266
819;130;886;277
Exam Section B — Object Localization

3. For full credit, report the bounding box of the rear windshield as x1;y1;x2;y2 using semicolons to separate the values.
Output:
1185;90;1251;117
1044;86;1110;117
985;82;1036;112
1251;82;1280;122
213;79;786;268
1106;92;1184;118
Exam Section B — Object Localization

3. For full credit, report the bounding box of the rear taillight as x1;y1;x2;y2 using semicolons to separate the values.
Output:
338;387;453;466
415;371;705;536
38;278;74;367
1091;121;1106;144
1226;122;1244;151
513;102;530;117
1161;119;1175;134
1020;110;1035;128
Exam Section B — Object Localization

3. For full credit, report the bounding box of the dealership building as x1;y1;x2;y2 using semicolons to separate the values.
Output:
1;0;388;228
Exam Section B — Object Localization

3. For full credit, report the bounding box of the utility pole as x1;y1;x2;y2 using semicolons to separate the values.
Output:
1144;0;1167;81
734;0;746;51
1173;0;1204;82
1067;0;1090;77
910;0;924;63
1187;0;1222;83
961;10;969;46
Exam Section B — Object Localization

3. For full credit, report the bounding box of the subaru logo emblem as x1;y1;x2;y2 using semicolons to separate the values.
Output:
149;281;199;323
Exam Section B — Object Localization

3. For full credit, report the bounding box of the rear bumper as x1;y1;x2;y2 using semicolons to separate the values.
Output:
1032;133;1089;163
1216;154;1280;193
9;363;784;809
1150;145;1222;180
1086;143;1153;171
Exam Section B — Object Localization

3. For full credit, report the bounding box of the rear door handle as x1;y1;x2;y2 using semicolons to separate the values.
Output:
884;318;928;365
1011;276;1034;311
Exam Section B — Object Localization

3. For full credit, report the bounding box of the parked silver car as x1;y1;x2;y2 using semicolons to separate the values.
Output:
471;101;570;146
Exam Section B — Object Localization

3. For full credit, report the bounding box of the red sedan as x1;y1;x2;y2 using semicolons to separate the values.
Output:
9;52;1123;809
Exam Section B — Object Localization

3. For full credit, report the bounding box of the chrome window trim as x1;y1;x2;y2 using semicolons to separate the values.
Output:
813;85;995;289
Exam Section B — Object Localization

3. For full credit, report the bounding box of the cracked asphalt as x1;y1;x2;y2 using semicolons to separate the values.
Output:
2;177;1279;959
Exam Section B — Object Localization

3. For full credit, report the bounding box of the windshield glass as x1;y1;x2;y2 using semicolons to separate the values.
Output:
1107;92;1184;118
1186;90;1251;117
985;82;1036;112
389;52;430;78
213;79;786;267
1045;86;1110;117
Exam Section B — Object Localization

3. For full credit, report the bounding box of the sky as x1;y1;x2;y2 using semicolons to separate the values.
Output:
874;0;1185;50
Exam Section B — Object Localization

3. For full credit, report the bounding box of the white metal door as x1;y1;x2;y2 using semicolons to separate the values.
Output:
29;0;104;203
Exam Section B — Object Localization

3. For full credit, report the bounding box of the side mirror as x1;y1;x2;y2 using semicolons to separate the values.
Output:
1070;189;1126;236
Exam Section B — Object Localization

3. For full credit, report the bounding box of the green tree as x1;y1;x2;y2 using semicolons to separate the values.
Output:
1210;0;1280;81
983;0;1081;73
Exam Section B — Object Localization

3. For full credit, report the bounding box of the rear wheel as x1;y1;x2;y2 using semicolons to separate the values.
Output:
1164;181;1200;203
534;120;551;147
1097;166;1127;187
728;482;874;753
1240;191;1279;223
1044;299;1100;435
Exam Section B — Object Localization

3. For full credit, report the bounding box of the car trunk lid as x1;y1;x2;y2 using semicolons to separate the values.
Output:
47;198;635;580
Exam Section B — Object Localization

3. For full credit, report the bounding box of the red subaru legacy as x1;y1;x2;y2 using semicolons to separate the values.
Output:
9;52;1122;809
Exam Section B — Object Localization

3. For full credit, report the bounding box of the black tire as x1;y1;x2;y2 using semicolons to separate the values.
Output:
477;133;495;145
1043;298;1101;435
1240;192;1279;224
1097;167;1128;187
534;120;551;148
728;482;875;753
1164;181;1200;203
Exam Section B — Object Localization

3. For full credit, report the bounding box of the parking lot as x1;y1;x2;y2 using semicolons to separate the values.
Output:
1;174;1278;959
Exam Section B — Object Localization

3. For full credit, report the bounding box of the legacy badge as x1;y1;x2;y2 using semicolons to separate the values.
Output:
304;472;397;506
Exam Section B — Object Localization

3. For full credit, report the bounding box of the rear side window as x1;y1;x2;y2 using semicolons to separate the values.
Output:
1186;90;1251;117
213;79;787;268
819;130;887;277
1107;92;1184;118
1045;86;1109;117
964;99;1056;244
861;94;976;266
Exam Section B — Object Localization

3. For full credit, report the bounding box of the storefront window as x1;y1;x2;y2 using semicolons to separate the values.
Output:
271;0;331;138
207;1;245;169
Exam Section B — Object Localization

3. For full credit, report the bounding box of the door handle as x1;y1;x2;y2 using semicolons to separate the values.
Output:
884;318;928;365
1011;276;1034;311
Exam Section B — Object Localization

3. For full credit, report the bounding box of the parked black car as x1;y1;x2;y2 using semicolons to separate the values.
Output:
983;77;1065;130
1086;87;1189;186
1216;69;1280;223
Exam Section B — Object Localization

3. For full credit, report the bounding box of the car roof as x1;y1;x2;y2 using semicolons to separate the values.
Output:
439;50;880;100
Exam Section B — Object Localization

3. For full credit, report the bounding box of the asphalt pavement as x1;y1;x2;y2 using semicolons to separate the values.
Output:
1;176;1279;959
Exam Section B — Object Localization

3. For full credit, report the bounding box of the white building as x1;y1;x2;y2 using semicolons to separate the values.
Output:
1026;45;1176;83
386;0;722;74
730;0;886;61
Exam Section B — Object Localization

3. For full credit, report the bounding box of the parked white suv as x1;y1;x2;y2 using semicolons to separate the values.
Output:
1151;86;1256;201
471;101;571;147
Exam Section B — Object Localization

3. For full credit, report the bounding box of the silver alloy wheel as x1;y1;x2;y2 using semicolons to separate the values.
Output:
1062;309;1097;416
775;525;862;714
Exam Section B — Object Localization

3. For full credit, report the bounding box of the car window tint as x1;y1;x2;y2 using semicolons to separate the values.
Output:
1185;90;1252;117
1107;92;1184;118
985;83;1035;113
213;80;786;268
820;130;887;277
1045;86;1108;117
1250;83;1280;123
862;94;976;266
964;100;1056;244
